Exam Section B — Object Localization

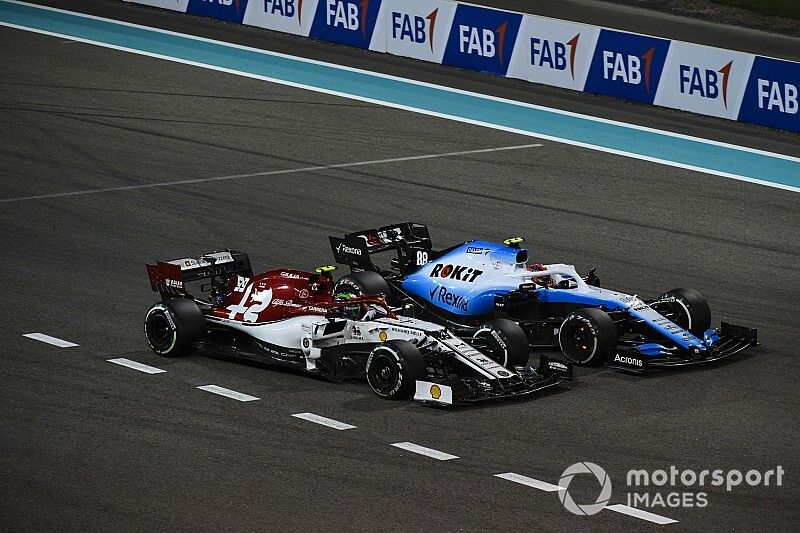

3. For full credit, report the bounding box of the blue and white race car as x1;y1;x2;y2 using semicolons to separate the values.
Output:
330;223;758;371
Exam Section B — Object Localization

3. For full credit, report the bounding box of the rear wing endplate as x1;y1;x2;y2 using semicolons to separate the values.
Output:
146;250;252;298
329;222;432;273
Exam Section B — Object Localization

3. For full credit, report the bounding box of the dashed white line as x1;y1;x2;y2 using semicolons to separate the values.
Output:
494;472;565;492
496;472;678;525
292;412;356;430
391;442;459;461
22;332;78;348
196;385;259;402
605;504;679;525
107;358;166;374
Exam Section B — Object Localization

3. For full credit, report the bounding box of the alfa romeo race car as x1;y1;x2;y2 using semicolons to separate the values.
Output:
329;223;758;371
144;251;572;405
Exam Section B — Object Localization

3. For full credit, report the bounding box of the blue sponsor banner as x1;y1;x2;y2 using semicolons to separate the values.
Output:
187;0;249;23
310;0;383;48
442;4;521;76
584;29;670;104
738;56;800;133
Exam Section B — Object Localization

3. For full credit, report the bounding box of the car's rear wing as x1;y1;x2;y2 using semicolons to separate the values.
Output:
146;250;252;298
329;222;433;274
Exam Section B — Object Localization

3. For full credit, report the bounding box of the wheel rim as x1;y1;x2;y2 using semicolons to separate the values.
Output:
561;320;597;363
146;312;175;353
368;353;400;395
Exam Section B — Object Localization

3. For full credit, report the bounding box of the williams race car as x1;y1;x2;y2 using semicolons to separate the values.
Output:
329;223;758;371
144;251;571;405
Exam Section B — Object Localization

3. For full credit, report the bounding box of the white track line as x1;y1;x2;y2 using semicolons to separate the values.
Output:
22;332;78;348
494;472;565;492
391;442;459;461
0;144;543;203
107;358;166;374
605;504;678;525
292;412;356;430
196;385;259;402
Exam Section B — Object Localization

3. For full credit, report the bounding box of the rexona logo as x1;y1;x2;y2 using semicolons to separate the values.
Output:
585;29;670;104
391;9;438;51
679;61;733;107
336;243;362;256
187;0;249;23
310;0;382;48
429;285;469;312
530;34;580;78
443;5;522;76
739;56;800;133
429;263;483;282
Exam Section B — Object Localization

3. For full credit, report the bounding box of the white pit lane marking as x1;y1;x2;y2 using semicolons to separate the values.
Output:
292;412;356;430
107;358;166;374
391;442;459;461
605;504;679;525
494;472;565;492
22;332;78;348
196;385;259;402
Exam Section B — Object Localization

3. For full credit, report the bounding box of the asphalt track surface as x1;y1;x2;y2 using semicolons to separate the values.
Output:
1;3;799;533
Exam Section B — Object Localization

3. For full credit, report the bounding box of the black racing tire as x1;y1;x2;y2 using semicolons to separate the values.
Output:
558;308;617;366
659;288;712;337
335;271;392;301
144;298;205;357
366;340;425;400
473;318;530;368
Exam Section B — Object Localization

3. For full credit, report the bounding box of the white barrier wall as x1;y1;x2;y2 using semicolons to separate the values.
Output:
123;0;800;133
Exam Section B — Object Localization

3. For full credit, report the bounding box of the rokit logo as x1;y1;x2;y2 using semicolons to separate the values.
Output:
429;263;483;282
337;243;362;256
530;34;580;78
391;9;438;51
280;271;303;279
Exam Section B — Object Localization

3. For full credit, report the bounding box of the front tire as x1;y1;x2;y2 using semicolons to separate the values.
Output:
558;308;617;365
366;340;425;400
658;288;711;337
473;319;530;368
144;298;205;357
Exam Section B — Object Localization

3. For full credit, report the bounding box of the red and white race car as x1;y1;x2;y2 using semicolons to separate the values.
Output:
144;250;572;405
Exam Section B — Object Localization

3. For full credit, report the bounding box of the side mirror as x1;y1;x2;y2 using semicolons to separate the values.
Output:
585;268;601;287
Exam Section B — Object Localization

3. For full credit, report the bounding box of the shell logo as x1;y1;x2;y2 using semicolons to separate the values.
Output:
379;331;388;342
430;384;442;400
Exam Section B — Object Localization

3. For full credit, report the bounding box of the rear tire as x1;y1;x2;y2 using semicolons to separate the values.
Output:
366;340;425;400
473;319;530;368
144;298;205;357
659;288;711;337
335;271;392;301
558;308;617;366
